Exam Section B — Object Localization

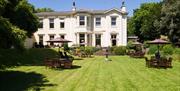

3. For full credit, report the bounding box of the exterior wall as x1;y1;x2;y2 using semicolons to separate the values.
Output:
32;9;127;48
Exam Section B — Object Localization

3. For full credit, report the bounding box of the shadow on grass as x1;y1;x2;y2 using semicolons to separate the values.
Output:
51;65;82;71
74;58;84;60
0;71;56;91
71;65;81;69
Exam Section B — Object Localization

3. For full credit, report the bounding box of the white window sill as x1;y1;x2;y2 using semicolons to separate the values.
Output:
95;26;101;28
111;26;117;28
60;28;65;30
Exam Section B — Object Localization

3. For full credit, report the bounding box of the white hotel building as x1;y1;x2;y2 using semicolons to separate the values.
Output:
33;1;128;47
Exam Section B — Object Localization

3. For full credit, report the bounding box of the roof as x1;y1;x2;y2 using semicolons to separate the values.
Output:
35;8;128;16
128;36;138;39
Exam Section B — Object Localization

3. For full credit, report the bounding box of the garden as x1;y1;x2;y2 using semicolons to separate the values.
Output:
0;45;180;91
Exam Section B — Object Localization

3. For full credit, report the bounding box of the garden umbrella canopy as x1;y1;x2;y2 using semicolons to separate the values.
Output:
147;39;170;44
132;41;142;45
47;37;72;43
147;39;170;59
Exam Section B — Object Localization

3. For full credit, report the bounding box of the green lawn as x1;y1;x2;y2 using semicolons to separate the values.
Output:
1;56;180;91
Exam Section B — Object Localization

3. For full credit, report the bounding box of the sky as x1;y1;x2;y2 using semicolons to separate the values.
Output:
28;0;161;16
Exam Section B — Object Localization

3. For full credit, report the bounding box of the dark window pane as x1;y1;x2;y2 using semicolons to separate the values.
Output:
49;18;54;28
95;34;101;46
80;21;85;25
80;16;85;20
39;22;43;28
60;22;64;28
111;17;116;26
39;35;43;45
61;35;65;39
50;23;54;28
111;22;116;26
96;17;101;26
49;35;54;40
79;16;85;26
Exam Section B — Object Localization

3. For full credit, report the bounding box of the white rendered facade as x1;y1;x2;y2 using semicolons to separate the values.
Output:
34;5;128;47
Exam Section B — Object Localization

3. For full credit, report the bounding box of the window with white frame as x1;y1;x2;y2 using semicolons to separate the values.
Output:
111;17;117;26
95;34;101;46
39;19;43;28
60;35;65;39
49;35;54;40
60;22;65;29
49;18;54;28
95;17;101;26
79;34;85;46
79;16;85;26
38;35;43;44
49;35;54;46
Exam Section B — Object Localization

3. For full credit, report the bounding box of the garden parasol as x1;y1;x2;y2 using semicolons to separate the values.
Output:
47;37;72;51
147;39;170;57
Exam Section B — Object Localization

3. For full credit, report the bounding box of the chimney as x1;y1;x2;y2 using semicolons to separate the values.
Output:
72;0;76;11
121;0;126;12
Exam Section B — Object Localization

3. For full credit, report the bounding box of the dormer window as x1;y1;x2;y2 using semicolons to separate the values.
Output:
111;17;117;26
79;16;85;26
95;17;101;26
49;18;54;28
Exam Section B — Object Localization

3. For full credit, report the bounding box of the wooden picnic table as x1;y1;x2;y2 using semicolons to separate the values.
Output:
44;58;73;69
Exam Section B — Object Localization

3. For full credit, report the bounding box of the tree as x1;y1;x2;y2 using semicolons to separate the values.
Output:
35;8;54;13
158;0;180;43
0;0;38;49
0;17;26;49
128;3;162;42
2;0;39;37
0;0;8;15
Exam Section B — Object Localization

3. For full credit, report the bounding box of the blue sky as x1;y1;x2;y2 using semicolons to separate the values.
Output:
28;0;161;16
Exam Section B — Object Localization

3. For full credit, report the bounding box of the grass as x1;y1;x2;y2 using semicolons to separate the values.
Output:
1;56;180;91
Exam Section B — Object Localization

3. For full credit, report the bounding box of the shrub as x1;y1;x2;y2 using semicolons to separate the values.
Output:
174;48;180;54
63;43;70;52
162;45;174;55
113;46;126;55
143;41;150;48
84;46;94;56
126;41;135;49
148;45;158;54
110;46;116;53
174;48;180;61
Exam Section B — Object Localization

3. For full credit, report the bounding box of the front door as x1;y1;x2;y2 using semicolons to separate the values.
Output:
112;39;116;46
111;34;117;46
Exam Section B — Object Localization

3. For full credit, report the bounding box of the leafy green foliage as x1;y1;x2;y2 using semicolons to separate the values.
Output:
0;0;8;15
0;0;38;49
11;26;27;50
12;0;38;37
84;46;94;56
0;17;13;48
0;17;26;50
157;0;180;44
126;41;135;49
63;43;70;52
1;0;38;37
0;48;59;69
35;8;54;13
128;3;162;42
113;46;127;55
162;45;174;55
174;48;180;61
148;45;158;54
